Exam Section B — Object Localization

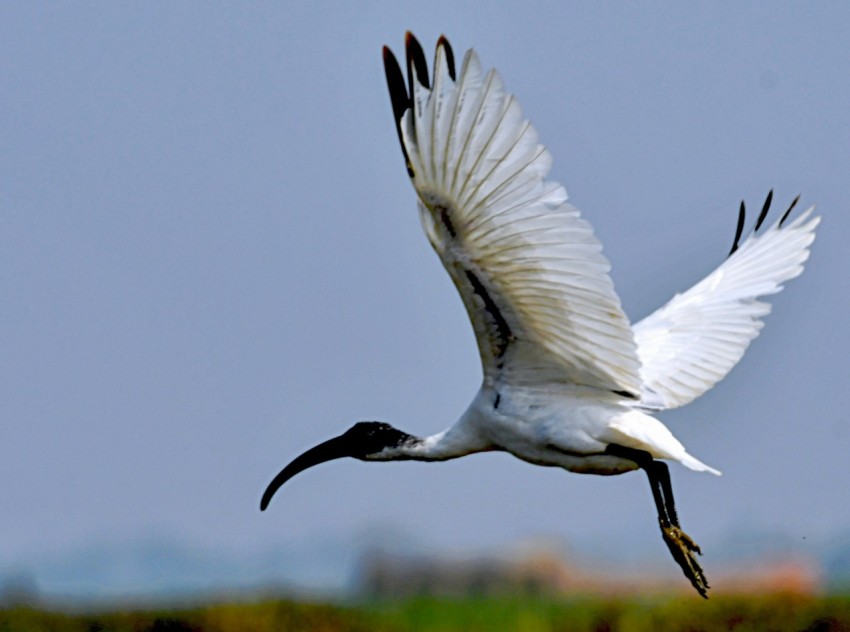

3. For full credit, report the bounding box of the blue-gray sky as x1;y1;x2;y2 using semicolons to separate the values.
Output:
2;2;848;590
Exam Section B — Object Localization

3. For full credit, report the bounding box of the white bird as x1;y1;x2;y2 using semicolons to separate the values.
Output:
261;33;819;597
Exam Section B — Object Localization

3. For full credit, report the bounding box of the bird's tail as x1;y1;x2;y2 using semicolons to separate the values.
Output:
606;411;722;476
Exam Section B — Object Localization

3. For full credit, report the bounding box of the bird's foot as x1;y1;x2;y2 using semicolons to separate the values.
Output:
661;523;710;598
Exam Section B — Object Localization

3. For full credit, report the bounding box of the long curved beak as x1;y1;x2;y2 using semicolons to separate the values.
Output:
260;434;352;511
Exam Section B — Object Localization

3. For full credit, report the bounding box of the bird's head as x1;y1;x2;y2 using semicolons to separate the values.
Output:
260;421;414;511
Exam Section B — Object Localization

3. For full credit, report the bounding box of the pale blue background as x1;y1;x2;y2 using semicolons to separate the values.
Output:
1;2;848;596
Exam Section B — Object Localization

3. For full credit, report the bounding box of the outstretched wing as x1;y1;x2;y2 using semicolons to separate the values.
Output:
383;34;642;394
634;192;820;411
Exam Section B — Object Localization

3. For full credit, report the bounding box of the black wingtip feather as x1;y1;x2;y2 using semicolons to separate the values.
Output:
754;189;773;232
383;42;414;177
384;34;455;179
383;46;408;125
729;201;746;256
780;194;801;227
437;34;456;80
405;32;430;92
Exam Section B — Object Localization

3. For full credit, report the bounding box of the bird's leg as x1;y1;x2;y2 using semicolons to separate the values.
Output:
652;459;680;526
649;460;709;597
606;444;710;598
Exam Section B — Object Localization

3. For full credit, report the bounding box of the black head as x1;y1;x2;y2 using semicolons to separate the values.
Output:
339;421;414;459
260;421;414;511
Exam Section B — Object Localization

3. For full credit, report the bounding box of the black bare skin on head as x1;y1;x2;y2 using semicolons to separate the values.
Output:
344;421;415;459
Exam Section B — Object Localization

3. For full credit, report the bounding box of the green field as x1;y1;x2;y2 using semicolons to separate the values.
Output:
3;594;850;632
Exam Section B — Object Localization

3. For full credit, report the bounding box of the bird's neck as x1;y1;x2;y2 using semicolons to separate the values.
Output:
371;426;489;462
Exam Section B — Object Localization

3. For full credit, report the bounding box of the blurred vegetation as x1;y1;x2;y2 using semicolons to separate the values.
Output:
2;593;850;632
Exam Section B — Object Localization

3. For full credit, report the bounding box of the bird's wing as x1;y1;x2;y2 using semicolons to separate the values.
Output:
634;192;820;411
383;34;642;394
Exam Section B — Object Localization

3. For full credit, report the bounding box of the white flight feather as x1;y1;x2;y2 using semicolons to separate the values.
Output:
634;208;820;411
401;47;642;395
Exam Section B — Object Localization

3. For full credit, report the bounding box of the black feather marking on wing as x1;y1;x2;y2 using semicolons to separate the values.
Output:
612;389;638;400
779;194;801;227
383;45;413;177
754;189;773;232
436;35;456;81
463;269;513;362
436;205;457;238
405;32;430;95
729;201;747;256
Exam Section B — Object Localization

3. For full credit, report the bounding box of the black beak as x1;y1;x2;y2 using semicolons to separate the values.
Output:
260;434;352;511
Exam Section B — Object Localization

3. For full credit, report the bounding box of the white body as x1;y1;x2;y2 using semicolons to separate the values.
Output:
407;384;718;476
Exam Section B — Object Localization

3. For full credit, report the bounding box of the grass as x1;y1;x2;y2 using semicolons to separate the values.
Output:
2;593;850;631
365;595;850;632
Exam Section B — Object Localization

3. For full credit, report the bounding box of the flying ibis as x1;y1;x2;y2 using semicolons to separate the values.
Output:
261;33;820;598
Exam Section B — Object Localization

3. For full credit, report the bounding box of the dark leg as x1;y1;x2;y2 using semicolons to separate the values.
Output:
651;459;680;527
606;444;710;598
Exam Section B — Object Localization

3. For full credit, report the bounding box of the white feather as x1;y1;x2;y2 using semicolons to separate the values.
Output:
634;208;820;410
402;46;642;395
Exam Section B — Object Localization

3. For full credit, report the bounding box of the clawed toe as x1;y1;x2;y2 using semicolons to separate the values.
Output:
673;526;702;555
661;524;710;598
